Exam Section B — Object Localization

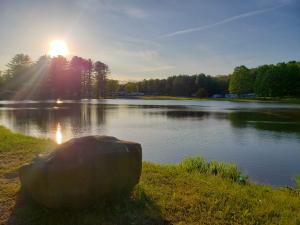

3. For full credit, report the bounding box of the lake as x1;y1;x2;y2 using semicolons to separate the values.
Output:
0;99;300;187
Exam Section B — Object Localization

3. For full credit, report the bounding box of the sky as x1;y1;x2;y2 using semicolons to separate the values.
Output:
0;0;299;80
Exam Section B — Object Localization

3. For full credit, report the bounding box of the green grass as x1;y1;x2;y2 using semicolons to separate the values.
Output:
138;95;300;104
1;126;300;225
179;157;247;184
295;175;300;191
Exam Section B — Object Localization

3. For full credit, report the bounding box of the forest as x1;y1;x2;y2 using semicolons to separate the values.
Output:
122;74;229;97
125;61;300;98
0;54;110;100
0;54;299;99
229;61;300;97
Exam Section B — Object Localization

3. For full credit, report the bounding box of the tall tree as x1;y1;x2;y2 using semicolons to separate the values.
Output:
94;61;108;98
49;56;68;98
86;59;93;98
0;71;2;87
3;54;33;98
30;55;52;99
69;56;84;99
6;54;32;76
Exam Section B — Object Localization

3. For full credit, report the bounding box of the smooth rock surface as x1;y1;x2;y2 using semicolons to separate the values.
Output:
19;136;142;209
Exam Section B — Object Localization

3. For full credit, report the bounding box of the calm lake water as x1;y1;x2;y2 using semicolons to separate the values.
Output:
0;99;300;187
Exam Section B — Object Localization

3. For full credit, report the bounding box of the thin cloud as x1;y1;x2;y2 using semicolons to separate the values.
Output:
163;4;286;37
135;65;174;72
115;49;159;62
123;6;147;18
103;2;148;19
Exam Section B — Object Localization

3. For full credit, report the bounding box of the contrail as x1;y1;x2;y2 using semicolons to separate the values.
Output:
163;4;286;38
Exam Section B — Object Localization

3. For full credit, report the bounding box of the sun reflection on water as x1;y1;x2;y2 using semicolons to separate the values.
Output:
56;123;62;144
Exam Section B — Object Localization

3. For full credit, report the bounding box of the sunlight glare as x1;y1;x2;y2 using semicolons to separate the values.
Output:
55;123;62;144
49;40;69;57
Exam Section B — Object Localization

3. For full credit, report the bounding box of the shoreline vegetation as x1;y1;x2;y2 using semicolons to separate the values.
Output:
1;96;300;105
1;126;300;224
135;96;300;104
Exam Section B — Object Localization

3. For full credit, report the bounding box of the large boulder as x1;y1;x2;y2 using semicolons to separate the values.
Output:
19;136;142;209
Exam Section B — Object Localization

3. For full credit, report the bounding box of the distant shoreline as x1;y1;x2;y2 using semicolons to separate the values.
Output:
134;95;300;104
0;96;300;104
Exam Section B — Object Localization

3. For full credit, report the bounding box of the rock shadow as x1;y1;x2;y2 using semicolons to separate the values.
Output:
6;187;172;225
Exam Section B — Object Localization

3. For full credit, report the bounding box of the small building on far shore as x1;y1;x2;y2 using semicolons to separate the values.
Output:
212;94;223;98
241;93;256;98
225;93;238;98
225;93;256;99
127;92;145;96
111;91;145;97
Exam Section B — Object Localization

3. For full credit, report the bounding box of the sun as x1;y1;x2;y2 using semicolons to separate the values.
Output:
49;40;69;57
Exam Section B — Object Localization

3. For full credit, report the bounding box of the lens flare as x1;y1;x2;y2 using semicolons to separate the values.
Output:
49;40;69;57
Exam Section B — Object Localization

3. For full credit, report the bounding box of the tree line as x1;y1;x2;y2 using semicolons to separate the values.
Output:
229;61;300;97
0;54;110;100
121;74;229;97
0;54;299;99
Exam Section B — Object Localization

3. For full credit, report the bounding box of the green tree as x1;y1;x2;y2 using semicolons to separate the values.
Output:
86;59;93;98
6;54;32;77
3;54;33;97
195;88;207;98
94;61;109;98
0;71;3;87
105;79;119;96
229;66;254;94
254;62;300;97
69;56;86;99
254;65;272;97
124;82;138;92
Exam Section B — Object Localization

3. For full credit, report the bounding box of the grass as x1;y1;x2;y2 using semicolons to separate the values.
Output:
295;175;300;191
138;95;300;104
1;126;300;225
179;157;247;184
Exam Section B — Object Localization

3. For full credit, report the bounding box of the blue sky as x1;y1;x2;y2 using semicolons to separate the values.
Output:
0;0;299;80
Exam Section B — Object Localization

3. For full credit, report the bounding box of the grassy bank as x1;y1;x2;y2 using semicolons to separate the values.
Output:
1;126;300;225
138;95;300;104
